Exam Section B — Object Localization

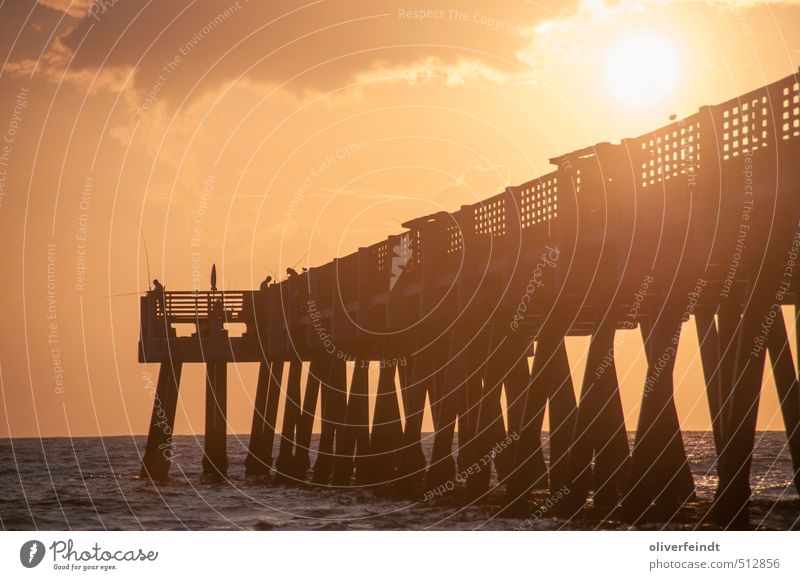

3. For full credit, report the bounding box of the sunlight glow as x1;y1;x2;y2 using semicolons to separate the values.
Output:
603;33;681;107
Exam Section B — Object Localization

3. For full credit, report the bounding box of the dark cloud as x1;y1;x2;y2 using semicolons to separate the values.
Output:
0;0;78;65
6;1;569;103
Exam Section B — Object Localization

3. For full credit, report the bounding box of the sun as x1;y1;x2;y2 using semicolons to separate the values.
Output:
603;33;681;108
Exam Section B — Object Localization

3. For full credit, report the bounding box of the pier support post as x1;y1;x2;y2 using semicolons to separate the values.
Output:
714;278;770;527
504;340;549;511
695;310;724;455
716;299;741;445
566;322;629;512
140;360;182;481
546;335;578;495
333;361;370;485
313;357;347;484
202;361;228;477
426;331;470;493
458;338;488;471
398;349;432;489
624;312;694;519
245;360;284;476
275;359;303;482
245;361;271;476
765;315;800;496
498;350;534;482
368;362;404;484
351;363;372;484
466;337;509;497
294;357;326;480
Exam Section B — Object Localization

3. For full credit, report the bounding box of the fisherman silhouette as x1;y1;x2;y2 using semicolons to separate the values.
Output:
286;267;299;278
260;275;272;291
151;279;165;315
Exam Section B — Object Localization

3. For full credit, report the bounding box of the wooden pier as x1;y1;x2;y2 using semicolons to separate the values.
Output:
139;69;800;527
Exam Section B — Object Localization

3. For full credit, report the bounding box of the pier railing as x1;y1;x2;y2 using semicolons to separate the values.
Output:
156;290;252;323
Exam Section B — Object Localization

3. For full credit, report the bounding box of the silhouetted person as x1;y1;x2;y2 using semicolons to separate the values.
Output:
260;275;272;291
212;297;224;317
151;279;165;315
206;296;225;334
286;267;299;278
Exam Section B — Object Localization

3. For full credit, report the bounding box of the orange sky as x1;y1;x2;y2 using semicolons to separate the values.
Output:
0;0;799;438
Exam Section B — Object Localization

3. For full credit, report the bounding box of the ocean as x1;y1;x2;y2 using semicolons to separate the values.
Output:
1;432;798;530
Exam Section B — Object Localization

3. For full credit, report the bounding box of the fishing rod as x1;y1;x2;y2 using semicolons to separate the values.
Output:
107;291;148;298
289;250;310;271
282;250;311;280
143;237;152;291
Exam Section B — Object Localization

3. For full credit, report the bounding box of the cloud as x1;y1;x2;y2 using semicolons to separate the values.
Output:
3;58;132;93
36;0;94;17
7;0;797;111
0;1;76;64
354;57;511;88
5;1;548;106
